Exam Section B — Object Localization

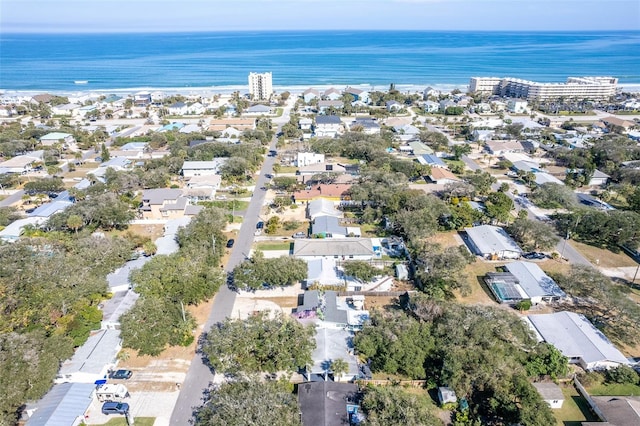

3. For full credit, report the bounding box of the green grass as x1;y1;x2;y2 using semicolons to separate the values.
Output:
97;418;155;426
553;384;598;426
255;242;293;251
586;382;640;396
275;166;298;173
200;200;250;211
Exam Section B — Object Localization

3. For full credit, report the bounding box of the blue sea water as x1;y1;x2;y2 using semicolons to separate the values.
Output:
1;31;639;92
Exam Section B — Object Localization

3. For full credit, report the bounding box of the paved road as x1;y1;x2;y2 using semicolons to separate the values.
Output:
169;105;292;425
460;154;481;171
0;189;25;207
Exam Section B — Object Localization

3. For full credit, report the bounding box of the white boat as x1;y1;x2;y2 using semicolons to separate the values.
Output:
74;80;88;84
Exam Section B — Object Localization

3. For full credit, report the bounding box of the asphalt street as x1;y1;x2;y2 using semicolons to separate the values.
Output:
169;104;291;425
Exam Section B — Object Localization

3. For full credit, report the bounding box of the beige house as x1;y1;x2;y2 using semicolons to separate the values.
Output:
140;188;203;219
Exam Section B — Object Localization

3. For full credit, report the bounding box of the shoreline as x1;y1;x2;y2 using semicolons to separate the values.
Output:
2;82;640;97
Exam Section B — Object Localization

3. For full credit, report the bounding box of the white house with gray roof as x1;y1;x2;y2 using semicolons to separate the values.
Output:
55;329;121;383
464;225;523;259
293;238;375;261
526;311;630;371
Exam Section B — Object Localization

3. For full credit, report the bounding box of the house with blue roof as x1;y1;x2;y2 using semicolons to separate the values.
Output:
418;153;447;168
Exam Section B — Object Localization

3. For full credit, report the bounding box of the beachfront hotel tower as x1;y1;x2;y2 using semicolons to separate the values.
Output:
469;76;618;101
248;72;273;101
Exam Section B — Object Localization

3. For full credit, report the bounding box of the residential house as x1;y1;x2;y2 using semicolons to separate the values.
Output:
323;88;342;101
297;162;347;183
299;117;313;130
0;217;45;242
39;132;75;147
0;153;42;174
485;140;524;156
208;117;256;132
296;152;325;167
439;99;457;112
464;225;523;259
30;93;55;104
472;129;494;142
294;183;352;202
56;329;121;383
386;100;402;112
428;167;460;184
588;169;610;187
293;238;375;261
298;382;362;426
303;258;344;288
100;290;140;330
159;122;185;132
344;87;369;103
181;159;227;178
140;188;203;219
600;116;635;132
311;216;360;238
133;92;152;107
23;382;95;426
314;115;342;138
408;141;434;156
184;174;222;200
167;102;189;115
423;86;440;99
87;157;132;182
423;100;439;113
50;103;79;116
244;104;272;115
349;118;380;135
307;198;341;220
179;123;202;134
507;98;528;113
418;153;447;168
526;311;630;370
317;100;343;114
302;88;320;103
587;396;640;425
534;172;564;186
532;383;564;409
485;261;566;305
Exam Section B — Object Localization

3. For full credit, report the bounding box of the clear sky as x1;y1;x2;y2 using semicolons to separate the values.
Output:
1;0;639;33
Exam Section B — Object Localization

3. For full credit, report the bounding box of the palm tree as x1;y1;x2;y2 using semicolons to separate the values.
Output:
330;359;349;381
66;214;83;234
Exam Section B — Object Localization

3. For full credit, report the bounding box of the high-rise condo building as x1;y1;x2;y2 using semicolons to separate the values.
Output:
248;72;273;101
469;76;618;101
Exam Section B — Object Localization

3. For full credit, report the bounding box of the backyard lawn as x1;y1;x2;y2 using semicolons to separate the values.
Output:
98;418;155;426
553;384;598;426
586;382;640;396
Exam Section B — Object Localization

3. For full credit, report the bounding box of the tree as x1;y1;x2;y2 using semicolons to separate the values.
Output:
463;170;496;196
530;183;577;209
342;261;380;283
201;312;315;375
195;379;301;426
100;143;110;161
142;240;157;256
361;386;443;426
525;343;568;380
507;217;559;251
66;214;83;234
329;359;349;379
232;255;307;290
120;296;195;356
419;131;449;152
485;191;514;224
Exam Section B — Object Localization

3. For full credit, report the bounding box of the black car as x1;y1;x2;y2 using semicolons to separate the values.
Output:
523;252;546;260
109;369;133;380
268;150;277;157
226;239;235;248
256;221;264;229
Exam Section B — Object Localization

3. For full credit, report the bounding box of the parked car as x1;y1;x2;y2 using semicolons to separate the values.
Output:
109;369;133;380
226;239;235;248
101;401;129;415
256;221;264;229
523;252;546;260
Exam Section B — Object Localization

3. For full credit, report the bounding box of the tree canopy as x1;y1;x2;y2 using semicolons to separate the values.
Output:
232;253;307;290
201;312;315;376
195;379;301;426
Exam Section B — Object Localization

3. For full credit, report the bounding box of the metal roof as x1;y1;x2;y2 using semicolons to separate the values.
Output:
504;261;565;299
527;311;629;366
58;329;121;378
25;382;95;426
464;225;523;255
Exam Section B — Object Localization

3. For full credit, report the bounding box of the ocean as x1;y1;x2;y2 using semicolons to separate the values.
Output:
1;31;639;93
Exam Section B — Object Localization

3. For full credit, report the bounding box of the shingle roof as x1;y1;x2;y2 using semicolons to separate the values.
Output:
293;238;374;257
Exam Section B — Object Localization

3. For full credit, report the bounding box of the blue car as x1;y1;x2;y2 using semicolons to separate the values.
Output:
102;402;129;415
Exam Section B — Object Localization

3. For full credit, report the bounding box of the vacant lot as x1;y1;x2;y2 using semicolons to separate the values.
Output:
571;241;638;268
